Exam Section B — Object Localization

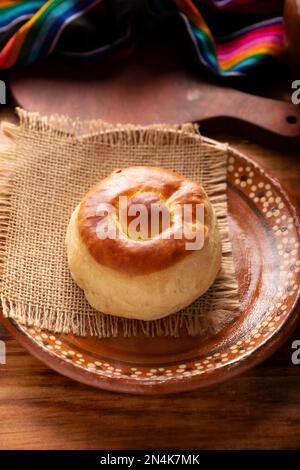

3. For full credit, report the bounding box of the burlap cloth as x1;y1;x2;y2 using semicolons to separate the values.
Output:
0;109;239;337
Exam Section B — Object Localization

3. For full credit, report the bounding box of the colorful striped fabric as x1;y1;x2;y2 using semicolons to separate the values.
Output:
0;0;285;77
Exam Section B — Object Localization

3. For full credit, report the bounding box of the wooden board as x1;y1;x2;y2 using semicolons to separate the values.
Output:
9;34;300;148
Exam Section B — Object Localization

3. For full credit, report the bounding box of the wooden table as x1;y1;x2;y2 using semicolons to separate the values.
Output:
0;104;300;450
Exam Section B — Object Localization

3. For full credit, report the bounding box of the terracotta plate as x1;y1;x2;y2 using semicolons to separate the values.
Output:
1;142;300;394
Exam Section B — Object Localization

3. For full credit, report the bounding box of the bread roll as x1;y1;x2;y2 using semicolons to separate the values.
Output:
66;167;222;320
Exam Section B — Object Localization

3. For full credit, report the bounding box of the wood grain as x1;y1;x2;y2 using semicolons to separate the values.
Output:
1;319;300;449
0;108;300;449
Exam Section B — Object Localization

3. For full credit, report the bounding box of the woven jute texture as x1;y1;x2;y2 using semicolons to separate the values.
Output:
0;109;239;337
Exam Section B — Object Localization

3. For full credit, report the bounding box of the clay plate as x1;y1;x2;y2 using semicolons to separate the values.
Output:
1;141;300;394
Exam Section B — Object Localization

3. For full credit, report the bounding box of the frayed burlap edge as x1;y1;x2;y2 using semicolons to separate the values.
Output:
0;146;15;280
0;109;239;337
16;107;203;143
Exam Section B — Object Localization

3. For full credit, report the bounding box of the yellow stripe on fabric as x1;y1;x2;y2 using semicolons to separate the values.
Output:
173;0;211;35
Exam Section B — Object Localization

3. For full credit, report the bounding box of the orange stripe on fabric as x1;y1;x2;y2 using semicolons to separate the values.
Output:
218;44;284;70
0;1;27;8
173;0;211;34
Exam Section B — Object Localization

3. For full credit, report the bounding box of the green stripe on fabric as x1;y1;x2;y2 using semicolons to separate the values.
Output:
18;0;66;63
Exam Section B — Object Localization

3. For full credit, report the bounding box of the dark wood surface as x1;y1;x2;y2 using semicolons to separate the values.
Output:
0;96;300;449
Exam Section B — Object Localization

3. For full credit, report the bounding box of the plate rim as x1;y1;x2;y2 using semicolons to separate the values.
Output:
1;140;300;395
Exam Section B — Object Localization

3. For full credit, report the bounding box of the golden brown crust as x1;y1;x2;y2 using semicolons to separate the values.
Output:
77;167;210;276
